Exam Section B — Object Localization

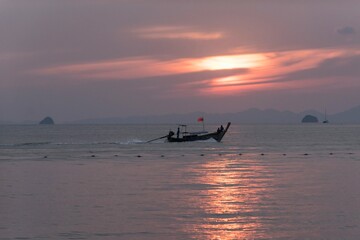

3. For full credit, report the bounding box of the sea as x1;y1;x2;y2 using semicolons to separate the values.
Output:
1;124;360;240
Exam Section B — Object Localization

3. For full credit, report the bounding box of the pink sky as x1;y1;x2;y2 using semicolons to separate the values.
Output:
1;1;360;121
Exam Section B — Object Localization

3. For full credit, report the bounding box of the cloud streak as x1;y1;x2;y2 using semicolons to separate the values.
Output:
203;48;360;94
32;53;259;80
273;55;360;83
133;26;223;40
337;26;356;36
32;48;360;97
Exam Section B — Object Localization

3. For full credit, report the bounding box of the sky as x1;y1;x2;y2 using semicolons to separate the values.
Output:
1;0;360;122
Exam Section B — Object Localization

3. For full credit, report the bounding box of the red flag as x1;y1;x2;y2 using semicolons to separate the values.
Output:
197;117;204;122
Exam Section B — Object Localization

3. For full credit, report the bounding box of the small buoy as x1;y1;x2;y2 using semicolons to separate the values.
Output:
200;154;204;156
283;154;286;156
329;153;333;155
261;153;265;156
91;155;95;157
44;156;47;158
161;155;164;157
181;154;185;157
348;152;354;155
137;155;142;158
238;153;242;156
304;153;309;156
114;154;118;157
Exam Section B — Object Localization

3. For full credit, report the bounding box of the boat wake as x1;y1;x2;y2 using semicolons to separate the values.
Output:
117;139;146;145
0;138;219;148
0;139;148;147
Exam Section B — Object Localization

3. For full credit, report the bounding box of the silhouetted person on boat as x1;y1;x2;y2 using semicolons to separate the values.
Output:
176;127;180;139
168;130;174;140
220;125;224;131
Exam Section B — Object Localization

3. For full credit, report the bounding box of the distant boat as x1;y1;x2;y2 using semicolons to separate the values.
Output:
323;109;329;124
167;122;231;142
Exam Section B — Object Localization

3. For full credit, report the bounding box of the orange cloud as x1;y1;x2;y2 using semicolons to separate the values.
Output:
33;48;360;97
34;53;263;80
202;48;360;95
34;57;199;80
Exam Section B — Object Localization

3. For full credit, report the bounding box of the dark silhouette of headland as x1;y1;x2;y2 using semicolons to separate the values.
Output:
301;115;319;123
39;117;55;125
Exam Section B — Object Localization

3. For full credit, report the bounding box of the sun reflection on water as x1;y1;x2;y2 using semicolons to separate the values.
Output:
183;157;274;239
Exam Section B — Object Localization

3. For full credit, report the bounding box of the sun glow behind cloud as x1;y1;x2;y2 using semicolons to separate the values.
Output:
201;48;360;95
195;54;266;70
33;48;360;96
34;53;265;80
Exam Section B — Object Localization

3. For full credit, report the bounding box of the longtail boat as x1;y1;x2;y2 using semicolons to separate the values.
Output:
167;122;231;142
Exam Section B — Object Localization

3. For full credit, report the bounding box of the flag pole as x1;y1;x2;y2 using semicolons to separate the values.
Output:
202;116;205;132
197;116;205;132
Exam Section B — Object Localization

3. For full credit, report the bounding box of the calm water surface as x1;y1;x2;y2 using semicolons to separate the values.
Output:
0;124;360;239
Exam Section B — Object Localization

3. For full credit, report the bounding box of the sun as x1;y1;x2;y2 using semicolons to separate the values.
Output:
196;54;265;70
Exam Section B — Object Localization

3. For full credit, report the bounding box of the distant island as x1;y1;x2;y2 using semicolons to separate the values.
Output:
39;117;55;125
63;105;360;124
2;105;360;125
301;115;319;123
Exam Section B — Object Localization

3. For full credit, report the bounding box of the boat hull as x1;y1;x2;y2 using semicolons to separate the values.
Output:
167;122;231;143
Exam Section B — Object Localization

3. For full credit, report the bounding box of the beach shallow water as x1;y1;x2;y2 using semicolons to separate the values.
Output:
1;124;360;239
